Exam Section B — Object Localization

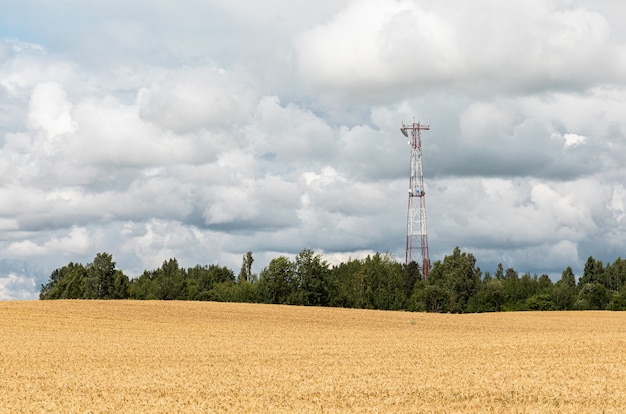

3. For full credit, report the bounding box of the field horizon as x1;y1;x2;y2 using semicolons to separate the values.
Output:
1;300;625;412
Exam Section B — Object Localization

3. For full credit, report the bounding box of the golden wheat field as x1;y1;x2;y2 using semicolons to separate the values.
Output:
1;301;626;413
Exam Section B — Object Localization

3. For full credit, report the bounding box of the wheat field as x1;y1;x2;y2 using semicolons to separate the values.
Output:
1;301;625;413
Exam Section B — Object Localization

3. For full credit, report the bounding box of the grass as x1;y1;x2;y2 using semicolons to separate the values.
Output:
1;300;625;413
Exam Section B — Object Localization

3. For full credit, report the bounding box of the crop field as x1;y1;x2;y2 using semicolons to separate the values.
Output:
1;301;626;413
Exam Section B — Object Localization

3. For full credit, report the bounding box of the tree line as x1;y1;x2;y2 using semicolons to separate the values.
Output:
39;248;626;312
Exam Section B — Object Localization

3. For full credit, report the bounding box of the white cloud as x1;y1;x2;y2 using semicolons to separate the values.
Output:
430;177;596;259
0;273;37;300
563;133;587;147
119;219;198;271
138;65;258;132
1;0;626;299
247;96;336;163
0;40;75;95
296;0;626;99
27;82;76;138
6;227;91;257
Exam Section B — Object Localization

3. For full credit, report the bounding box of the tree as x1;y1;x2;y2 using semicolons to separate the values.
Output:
359;253;405;310
40;262;87;300
403;261;422;290
537;274;553;294
156;258;185;300
84;253;117;299
413;284;450;313
602;257;626;292
293;248;330;306
576;282;610;310
495;263;504;280
111;270;130;299
485;279;506;312
502;267;525;309
129;270;154;299
40;268;63;299
579;256;604;287
327;258;364;308
551;267;577;310
561;266;577;289
60;264;88;299
526;294;554;310
41;254;127;300
196;264;235;300
607;283;626;310
257;256;296;304
238;251;254;283
428;247;482;313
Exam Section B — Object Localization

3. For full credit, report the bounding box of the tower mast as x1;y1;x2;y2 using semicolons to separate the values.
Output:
400;118;431;279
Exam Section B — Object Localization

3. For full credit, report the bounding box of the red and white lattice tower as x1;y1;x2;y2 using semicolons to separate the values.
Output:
400;118;431;279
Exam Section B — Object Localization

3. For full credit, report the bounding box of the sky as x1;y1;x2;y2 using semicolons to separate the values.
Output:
1;0;626;299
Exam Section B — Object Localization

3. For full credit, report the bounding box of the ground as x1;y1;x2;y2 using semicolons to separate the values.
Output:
1;300;625;413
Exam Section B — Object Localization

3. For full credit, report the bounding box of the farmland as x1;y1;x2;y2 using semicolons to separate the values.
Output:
1;301;625;413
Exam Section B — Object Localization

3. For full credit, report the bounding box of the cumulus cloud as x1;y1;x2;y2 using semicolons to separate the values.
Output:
246;96;336;163
7;226;90;257
138;66;258;132
296;0;626;99
28;82;76;138
0;273;37;300
1;0;626;299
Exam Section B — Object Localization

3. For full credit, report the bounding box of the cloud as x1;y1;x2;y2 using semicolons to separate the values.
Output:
1;1;626;299
296;0;626;100
247;96;336;164
28;82;76;138
0;273;37;300
138;65;258;132
7;226;91;257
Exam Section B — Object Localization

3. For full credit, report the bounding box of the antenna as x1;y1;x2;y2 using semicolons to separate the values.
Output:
400;118;432;280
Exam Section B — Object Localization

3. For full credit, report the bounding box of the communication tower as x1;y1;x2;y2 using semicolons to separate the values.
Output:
400;118;431;279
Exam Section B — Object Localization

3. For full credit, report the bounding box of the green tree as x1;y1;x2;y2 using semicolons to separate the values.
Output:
428;247;482;313
519;273;538;300
526;293;554;310
495;263;504;280
238;251;254;283
111;270;130;299
560;266;577;289
466;277;506;313
129;270;159;299
327;258;364;308
579;256;604;287
185;265;206;299
602;257;626;292
403;261;422;296
156;258;185;300
366;253;405;310
257;256;296;304
197;264;235;300
537;274;553;293
40;268;63;299
485;279;506;311
551;267;577;310
40;262;87;300
412;284;450;312
84;253;117;299
293;248;330;306
576;282;610;310
41;255;126;300
607;284;626;310
60;264;88;299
